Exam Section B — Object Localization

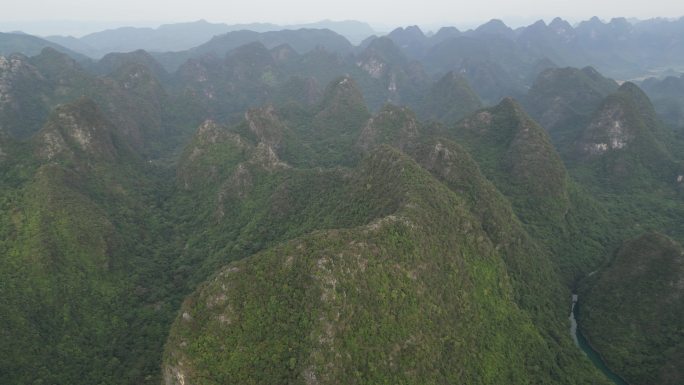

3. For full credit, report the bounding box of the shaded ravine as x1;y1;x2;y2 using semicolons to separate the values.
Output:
570;295;629;385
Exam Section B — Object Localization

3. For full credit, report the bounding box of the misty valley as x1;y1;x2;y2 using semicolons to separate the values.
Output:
1;14;683;385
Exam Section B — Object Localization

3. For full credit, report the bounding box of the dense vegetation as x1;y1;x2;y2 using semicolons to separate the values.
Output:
165;144;607;385
1;18;683;385
579;233;684;385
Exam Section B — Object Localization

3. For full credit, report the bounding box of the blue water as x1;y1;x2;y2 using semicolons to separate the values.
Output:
570;295;629;385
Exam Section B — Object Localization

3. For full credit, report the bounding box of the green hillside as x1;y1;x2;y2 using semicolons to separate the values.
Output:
579;232;684;385
163;145;608;385
0;32;683;385
448;98;610;281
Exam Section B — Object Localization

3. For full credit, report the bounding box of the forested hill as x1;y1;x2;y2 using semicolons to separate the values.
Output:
1;17;683;384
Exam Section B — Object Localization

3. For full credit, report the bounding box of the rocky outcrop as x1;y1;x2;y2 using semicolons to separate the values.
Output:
34;98;118;162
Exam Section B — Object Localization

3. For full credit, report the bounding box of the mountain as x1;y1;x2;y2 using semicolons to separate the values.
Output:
515;18;590;70
524;66;619;149
45;20;376;58
572;82;678;189
356;104;419;152
386;25;429;58
379;17;684;86
354;37;430;107
30;48;174;151
472;19;515;39
579;232;684;385
418;71;482;123
0;32;89;62
299;20;376;45
3;16;684;385
640;74;684;132
448;98;612;280
162;131;608;384
452;98;571;223
58;20;239;57
422;37;527;104
559;81;684;261
91;49;168;80
0;47;192;155
0;53;53;138
33;98;120;162
153;28;354;72
306;76;371;165
0;97;180;385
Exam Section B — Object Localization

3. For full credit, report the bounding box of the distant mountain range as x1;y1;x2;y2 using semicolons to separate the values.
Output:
2;16;684;82
381;16;684;80
0;32;89;62
43;19;377;57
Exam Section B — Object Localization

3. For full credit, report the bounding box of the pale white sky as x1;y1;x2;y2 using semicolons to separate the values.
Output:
1;0;683;36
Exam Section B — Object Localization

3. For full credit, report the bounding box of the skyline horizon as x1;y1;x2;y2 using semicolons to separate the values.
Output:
2;13;683;38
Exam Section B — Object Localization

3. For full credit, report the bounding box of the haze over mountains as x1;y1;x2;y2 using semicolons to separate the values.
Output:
1;12;683;385
44;19;377;56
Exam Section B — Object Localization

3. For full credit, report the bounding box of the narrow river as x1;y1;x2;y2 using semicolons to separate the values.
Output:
569;294;629;385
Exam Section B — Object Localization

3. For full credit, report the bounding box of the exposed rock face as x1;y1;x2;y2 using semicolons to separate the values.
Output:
355;38;403;80
245;105;287;149
355;37;429;104
571;82;678;187
0;54;51;138
34;98;117;162
358;56;386;79
579;102;632;156
0;55;26;105
576;82;659;158
177;119;249;190
177;112;291;193
250;142;290;171
523;66;618;147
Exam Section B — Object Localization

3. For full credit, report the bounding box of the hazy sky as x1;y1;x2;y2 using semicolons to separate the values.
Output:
2;0;683;36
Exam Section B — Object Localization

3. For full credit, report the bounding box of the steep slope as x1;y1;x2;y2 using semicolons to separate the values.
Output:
562;82;684;267
516;20;579;68
0;32;89;62
524;66;618;149
386;25;429;58
153;29;353;72
579;232;684;385
93;49;169;81
354;37;430;108
453;98;571;224
20;48;191;152
640;74;684;132
450;98;611;280
305;76;371;166
0;48;179;152
421;35;528;104
0;99;179;385
572;82;678;190
0;53;52;138
419;71;482;123
163;145;609;385
48;20;374;57
356;104;419;152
